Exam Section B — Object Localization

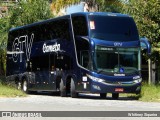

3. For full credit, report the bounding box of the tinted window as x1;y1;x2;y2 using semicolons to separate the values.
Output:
9;18;71;44
72;16;88;36
95;46;140;75
19;19;71;43
8;30;18;51
31;55;49;71
48;19;71;41
75;37;93;70
89;15;139;41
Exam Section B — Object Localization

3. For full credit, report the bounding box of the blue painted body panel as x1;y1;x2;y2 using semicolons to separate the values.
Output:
6;12;146;94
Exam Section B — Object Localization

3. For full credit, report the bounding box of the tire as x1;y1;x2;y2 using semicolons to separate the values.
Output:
112;93;119;99
22;79;29;94
70;78;78;98
60;79;67;97
100;93;106;99
17;81;22;90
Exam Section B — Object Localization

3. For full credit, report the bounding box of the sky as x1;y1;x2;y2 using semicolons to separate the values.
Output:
66;3;84;14
66;0;128;14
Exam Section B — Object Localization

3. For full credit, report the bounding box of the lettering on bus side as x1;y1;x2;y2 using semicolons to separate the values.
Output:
12;33;34;62
42;42;60;53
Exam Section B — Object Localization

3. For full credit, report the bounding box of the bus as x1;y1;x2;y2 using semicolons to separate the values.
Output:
6;12;151;99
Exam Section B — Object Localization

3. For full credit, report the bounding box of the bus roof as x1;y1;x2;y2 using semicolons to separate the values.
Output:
9;14;70;32
71;12;130;17
9;12;130;32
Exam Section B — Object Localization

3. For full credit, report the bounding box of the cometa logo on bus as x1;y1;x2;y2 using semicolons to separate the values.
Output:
43;42;60;53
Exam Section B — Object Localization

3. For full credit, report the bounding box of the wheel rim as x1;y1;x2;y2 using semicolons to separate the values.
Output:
23;81;27;92
71;78;78;98
17;82;21;90
60;79;66;97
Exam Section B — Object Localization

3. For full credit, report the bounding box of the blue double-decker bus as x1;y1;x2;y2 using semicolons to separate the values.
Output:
6;12;151;99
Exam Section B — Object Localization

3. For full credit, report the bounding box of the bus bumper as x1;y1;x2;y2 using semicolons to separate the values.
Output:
91;82;141;94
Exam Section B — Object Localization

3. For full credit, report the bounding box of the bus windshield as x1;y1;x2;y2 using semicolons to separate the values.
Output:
89;15;139;41
95;46;141;75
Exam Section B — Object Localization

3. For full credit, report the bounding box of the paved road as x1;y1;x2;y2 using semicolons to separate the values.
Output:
0;92;160;120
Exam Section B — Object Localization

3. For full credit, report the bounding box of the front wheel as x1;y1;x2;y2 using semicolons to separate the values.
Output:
70;78;78;98
100;93;106;99
112;93;119;99
17;81;22;90
22;79;29;94
60;79;67;97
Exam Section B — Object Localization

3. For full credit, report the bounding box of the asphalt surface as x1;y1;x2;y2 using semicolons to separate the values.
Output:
0;92;160;120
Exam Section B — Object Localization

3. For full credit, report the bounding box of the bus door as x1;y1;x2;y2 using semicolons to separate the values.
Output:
79;50;91;91
32;54;58;91
74;36;91;92
31;55;50;90
50;53;67;91
49;53;57;91
50;53;72;92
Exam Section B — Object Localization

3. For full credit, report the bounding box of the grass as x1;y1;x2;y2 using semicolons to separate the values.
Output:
0;77;160;102
123;83;160;102
139;84;160;102
0;83;27;98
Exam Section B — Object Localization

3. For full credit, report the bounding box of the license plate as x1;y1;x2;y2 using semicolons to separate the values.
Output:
115;88;124;92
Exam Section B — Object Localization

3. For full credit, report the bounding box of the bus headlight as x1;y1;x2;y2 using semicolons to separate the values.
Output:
87;74;105;83
133;78;142;83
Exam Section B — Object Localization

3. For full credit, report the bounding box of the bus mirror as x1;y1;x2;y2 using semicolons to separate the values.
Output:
140;37;151;55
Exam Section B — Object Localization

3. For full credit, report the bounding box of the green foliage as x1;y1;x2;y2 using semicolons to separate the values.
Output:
0;0;53;75
123;0;160;62
0;16;9;75
139;83;160;102
51;0;123;13
121;84;160;102
9;0;53;27
51;0;80;12
98;0;123;12
0;82;26;97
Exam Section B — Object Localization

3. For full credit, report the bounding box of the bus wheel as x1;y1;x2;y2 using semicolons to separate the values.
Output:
100;93;106;99
112;93;119;99
17;81;22;90
22;79;29;94
70;78;78;98
60;79;67;97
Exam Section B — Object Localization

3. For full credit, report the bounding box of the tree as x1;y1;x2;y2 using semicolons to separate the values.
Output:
51;0;123;15
123;0;160;83
0;16;10;75
123;0;160;48
0;0;53;75
9;0;53;27
98;0;123;12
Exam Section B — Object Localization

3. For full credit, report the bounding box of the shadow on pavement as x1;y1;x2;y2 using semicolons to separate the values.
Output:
29;91;140;101
78;93;140;101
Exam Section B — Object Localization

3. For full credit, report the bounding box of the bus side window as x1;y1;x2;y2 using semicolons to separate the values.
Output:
81;50;89;68
54;54;72;71
49;19;71;41
31;55;49;71
72;16;88;36
75;37;91;70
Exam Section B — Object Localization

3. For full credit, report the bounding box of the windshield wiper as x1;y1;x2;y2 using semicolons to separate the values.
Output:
97;69;106;74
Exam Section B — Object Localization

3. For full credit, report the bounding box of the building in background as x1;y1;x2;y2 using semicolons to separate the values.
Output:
0;0;18;18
